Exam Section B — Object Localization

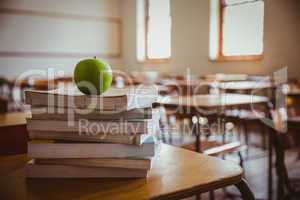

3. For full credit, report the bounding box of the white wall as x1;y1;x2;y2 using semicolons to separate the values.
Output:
121;0;300;78
1;0;300;79
0;0;122;79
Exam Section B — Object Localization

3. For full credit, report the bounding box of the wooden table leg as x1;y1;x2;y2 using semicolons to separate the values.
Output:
235;178;255;200
268;129;273;200
195;194;201;200
195;116;201;153
195;130;200;152
209;191;215;200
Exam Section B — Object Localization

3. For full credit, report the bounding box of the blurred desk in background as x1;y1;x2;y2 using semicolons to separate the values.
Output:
0;112;30;155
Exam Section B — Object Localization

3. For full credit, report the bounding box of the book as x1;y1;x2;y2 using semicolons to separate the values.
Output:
30;107;159;121
26;118;159;135
28;136;155;158
35;157;152;170
26;162;148;178
25;86;158;111
29;131;153;145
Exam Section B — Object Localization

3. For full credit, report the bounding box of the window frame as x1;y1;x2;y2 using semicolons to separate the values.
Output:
139;0;171;64
214;0;264;62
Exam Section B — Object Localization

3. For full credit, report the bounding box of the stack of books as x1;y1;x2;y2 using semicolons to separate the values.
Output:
24;86;159;178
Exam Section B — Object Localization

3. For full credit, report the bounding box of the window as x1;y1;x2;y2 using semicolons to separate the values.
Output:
209;0;265;61
137;0;171;62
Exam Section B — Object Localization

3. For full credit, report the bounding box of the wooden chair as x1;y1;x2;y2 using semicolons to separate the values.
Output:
158;106;246;165
221;86;272;151
184;116;246;166
238;108;269;150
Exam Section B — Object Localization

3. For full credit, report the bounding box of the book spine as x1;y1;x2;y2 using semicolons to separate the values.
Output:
26;119;151;135
28;131;146;145
26;92;128;111
31;108;153;120
27;143;155;158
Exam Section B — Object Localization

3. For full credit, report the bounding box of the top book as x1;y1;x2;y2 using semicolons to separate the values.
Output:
25;86;158;111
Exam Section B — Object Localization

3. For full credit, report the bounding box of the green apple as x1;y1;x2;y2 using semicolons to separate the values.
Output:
74;58;112;95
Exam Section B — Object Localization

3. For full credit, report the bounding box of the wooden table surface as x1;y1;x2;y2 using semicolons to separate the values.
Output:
218;81;273;90
203;74;249;82
158;79;209;87
0;112;30;127
157;93;269;108
0;144;247;200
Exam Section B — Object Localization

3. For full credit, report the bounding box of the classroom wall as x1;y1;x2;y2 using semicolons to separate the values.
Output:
121;0;300;78
1;0;299;79
0;0;122;79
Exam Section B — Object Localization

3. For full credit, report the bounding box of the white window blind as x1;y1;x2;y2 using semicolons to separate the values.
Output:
137;0;171;61
209;0;265;60
147;0;171;59
223;0;264;56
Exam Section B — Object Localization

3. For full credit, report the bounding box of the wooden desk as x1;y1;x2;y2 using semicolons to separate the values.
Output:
159;79;205;87
156;93;271;199
0;144;254;200
218;81;273;91
156;93;269;157
158;79;210;96
156;93;269;153
157;93;269;109
0;112;29;127
0;112;30;155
